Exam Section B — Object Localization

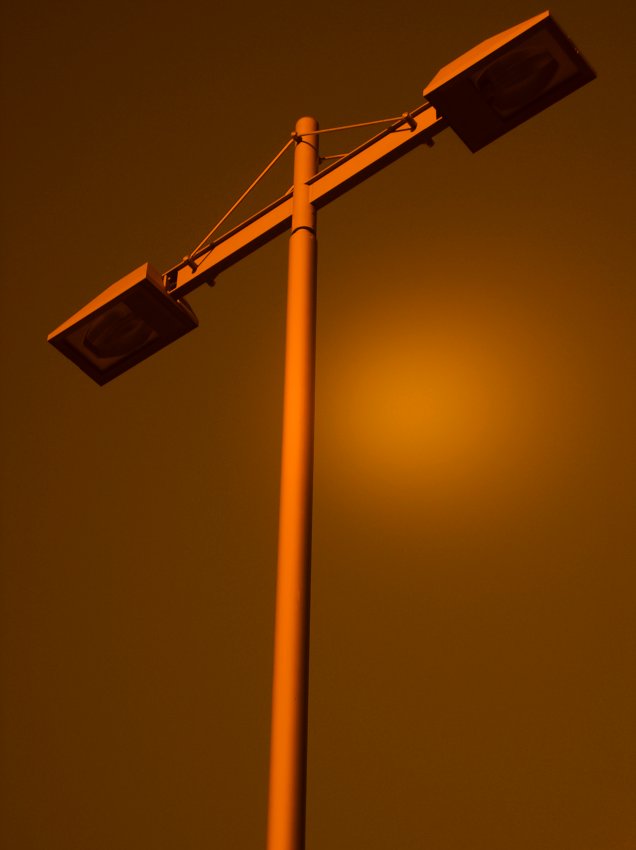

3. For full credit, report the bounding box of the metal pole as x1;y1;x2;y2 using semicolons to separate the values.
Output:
266;116;319;850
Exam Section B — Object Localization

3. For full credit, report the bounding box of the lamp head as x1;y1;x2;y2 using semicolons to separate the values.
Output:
48;263;198;385
423;11;596;152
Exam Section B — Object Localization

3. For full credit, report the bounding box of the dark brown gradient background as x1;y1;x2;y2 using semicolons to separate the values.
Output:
1;2;634;848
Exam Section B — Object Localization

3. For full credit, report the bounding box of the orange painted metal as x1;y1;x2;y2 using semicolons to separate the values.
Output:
266;117;318;850
47;263;198;385
167;105;446;299
168;191;295;296
307;103;446;208
423;11;596;152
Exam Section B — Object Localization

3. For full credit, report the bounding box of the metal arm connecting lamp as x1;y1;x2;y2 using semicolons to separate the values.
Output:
48;11;594;385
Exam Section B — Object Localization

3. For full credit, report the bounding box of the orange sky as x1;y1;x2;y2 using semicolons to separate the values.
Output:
1;2;634;848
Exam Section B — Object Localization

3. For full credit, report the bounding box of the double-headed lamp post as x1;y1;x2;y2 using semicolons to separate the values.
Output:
48;12;594;850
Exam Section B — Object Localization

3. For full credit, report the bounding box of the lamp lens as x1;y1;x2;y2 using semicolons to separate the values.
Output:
84;302;154;359
474;49;559;117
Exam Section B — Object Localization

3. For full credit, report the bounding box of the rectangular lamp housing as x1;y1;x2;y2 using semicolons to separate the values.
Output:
423;11;596;152
48;263;198;385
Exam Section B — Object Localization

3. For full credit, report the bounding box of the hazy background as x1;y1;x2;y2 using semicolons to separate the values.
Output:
1;1;634;848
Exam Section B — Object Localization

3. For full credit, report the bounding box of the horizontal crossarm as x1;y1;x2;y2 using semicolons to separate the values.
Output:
308;104;446;208
169;104;447;298
168;192;294;296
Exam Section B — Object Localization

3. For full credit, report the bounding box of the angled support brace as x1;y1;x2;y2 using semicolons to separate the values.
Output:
307;103;445;209
168;103;447;299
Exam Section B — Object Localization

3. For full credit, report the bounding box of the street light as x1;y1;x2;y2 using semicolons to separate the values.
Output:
48;262;198;386
47;12;594;850
423;11;596;152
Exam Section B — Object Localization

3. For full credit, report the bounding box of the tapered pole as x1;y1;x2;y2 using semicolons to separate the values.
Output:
266;116;319;850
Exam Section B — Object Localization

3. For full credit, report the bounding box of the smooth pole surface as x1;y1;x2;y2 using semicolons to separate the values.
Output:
266;117;319;850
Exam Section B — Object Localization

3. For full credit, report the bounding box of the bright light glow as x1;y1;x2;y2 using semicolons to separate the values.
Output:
318;267;584;534
327;329;514;483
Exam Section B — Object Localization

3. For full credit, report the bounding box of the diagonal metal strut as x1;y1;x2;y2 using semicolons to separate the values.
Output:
167;103;447;299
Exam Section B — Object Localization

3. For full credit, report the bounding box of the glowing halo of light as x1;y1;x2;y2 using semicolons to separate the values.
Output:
317;267;584;532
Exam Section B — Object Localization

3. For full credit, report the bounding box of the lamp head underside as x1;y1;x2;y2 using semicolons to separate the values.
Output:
424;11;596;152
